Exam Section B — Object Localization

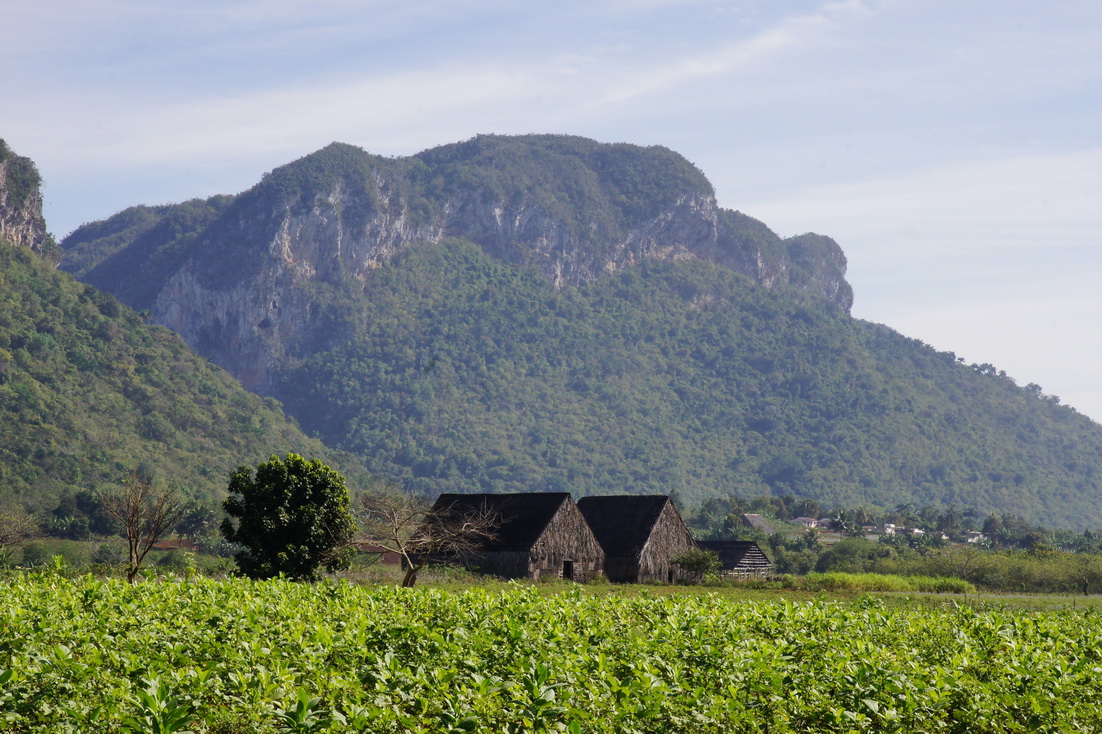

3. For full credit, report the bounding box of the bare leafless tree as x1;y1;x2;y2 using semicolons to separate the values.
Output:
97;474;186;583
0;507;38;551
357;490;500;587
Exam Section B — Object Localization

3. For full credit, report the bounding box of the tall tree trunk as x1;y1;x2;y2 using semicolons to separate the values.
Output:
402;564;422;588
127;541;140;583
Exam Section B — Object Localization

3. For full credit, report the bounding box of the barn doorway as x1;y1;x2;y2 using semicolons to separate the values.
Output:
562;560;574;581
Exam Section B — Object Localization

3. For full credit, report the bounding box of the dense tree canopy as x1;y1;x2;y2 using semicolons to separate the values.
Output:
0;245;366;515
222;453;357;581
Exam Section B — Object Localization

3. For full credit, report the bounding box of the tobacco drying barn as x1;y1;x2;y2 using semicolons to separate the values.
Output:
428;493;604;581
695;540;774;578
576;495;696;584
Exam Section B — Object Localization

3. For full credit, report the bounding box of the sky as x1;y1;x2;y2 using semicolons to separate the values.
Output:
4;0;1102;419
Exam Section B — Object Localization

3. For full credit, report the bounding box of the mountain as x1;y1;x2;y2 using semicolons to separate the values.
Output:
62;136;851;393
1;139;58;262
0;140;369;515
60;135;1102;529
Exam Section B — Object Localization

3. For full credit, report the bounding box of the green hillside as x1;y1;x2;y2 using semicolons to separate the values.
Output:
0;243;367;513
54;135;1102;530
274;238;1102;529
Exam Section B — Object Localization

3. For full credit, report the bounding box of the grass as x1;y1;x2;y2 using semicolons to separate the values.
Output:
13;542;1102;613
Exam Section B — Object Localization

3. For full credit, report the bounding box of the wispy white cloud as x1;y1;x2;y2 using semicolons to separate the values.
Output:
7;0;1102;421
739;146;1102;418
13;63;543;175
597;0;870;104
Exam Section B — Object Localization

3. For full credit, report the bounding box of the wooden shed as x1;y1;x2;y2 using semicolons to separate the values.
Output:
576;495;696;584
427;493;604;582
695;540;774;578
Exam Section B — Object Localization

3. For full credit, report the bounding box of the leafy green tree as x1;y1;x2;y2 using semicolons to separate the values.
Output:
815;537;897;574
671;548;721;583
48;490;118;539
175;501;216;540
929;545;997;585
1020;531;1054;554
221;453;357;581
768;530;824;574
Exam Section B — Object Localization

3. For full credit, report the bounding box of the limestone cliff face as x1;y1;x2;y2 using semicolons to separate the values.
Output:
63;136;853;393
438;184;852;308
444;189;713;286
151;174;447;391
0;140;54;261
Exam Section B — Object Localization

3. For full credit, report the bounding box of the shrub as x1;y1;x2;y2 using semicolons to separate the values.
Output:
92;541;126;566
20;542;51;567
795;572;975;594
671;548;721;583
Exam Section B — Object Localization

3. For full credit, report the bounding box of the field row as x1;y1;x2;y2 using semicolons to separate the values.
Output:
2;575;1102;732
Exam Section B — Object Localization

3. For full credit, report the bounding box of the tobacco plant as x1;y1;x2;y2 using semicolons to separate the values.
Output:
3;574;1102;732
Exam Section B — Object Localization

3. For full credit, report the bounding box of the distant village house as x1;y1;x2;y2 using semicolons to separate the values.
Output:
741;513;775;535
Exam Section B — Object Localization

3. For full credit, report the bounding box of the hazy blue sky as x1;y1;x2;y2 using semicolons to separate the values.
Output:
6;0;1102;419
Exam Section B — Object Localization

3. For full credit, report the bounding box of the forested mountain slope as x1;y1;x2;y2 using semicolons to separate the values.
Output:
0;140;369;513
58;135;1102;529
272;239;1101;528
0;244;372;513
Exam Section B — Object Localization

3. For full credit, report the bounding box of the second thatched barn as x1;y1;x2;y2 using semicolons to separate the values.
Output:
427;493;604;581
576;495;696;583
695;540;773;578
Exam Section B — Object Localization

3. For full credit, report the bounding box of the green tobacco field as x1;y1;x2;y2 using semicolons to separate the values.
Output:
3;575;1102;732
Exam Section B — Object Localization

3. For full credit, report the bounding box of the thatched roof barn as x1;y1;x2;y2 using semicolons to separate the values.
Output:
695;540;773;578
576;495;695;583
428;493;604;581
741;514;775;534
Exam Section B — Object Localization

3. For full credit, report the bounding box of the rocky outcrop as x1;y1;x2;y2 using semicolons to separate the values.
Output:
443;190;712;286
0;140;54;261
782;233;854;310
62;135;854;393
